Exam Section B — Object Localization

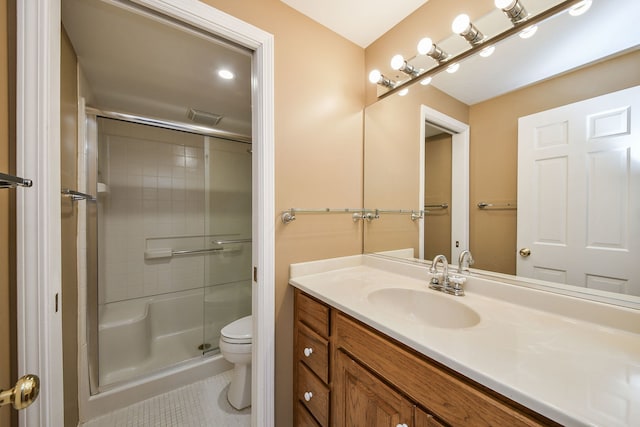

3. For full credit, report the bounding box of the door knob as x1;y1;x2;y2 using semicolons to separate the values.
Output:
0;374;40;410
519;248;531;257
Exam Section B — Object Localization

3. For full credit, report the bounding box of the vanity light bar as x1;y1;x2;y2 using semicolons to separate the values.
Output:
373;0;588;100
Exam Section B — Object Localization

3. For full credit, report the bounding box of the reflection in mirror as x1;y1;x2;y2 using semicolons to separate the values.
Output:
423;123;452;261
363;0;640;306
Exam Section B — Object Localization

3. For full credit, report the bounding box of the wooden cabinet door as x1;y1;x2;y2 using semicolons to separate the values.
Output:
333;350;413;427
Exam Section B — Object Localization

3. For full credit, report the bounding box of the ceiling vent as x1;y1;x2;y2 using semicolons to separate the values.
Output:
187;108;223;126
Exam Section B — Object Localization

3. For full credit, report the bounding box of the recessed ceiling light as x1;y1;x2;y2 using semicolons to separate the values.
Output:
218;69;234;80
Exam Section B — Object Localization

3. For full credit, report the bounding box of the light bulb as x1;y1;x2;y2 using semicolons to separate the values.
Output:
398;88;409;97
446;63;460;74
390;54;405;71
420;76;432;86
494;0;516;9
417;37;433;55
569;0;592;16
519;25;538;39
452;14;471;34
479;46;495;58
368;69;382;84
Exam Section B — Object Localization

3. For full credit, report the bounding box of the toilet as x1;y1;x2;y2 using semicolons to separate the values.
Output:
219;315;252;410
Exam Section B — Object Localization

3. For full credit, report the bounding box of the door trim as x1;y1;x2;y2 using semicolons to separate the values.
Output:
16;1;275;426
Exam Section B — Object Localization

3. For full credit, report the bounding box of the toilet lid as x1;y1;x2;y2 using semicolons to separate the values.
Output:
221;315;252;344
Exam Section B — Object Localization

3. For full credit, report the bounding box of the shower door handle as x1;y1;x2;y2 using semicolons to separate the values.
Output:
0;374;40;410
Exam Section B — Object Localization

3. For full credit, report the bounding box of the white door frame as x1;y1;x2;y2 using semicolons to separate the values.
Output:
16;1;275;426
419;105;469;262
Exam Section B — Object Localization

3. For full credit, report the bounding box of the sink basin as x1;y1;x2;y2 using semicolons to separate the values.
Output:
367;288;481;329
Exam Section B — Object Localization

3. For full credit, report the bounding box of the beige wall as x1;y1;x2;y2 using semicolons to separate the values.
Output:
469;49;640;274
60;27;79;427
199;1;364;425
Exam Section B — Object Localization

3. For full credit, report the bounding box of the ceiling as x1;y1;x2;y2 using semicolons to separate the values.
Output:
62;0;253;137
280;0;429;48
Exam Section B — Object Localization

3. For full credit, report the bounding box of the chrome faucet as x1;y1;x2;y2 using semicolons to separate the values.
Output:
429;253;467;296
428;254;449;291
457;249;474;274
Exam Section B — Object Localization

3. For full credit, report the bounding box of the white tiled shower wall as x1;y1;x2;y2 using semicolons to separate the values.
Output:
97;119;250;304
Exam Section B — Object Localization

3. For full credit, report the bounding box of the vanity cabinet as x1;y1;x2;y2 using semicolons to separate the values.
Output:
294;289;560;427
295;291;331;426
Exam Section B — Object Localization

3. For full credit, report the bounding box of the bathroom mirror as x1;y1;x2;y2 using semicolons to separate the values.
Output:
363;0;640;306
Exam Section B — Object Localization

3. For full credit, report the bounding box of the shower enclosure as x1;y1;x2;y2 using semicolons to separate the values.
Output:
84;114;252;392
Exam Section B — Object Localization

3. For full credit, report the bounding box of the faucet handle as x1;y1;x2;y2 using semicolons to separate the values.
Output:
428;272;443;290
445;275;466;296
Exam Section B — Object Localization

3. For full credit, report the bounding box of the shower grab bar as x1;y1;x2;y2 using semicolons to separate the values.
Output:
0;172;32;189
62;188;96;202
213;238;252;245
171;247;224;256
145;240;251;259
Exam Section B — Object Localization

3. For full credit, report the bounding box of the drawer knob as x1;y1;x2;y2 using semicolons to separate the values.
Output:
396;424;408;427
304;391;313;402
303;347;313;357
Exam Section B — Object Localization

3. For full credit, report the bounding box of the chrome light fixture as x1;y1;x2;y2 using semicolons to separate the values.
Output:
368;69;396;88
495;0;529;24
452;14;485;46
390;54;420;77
417;37;450;63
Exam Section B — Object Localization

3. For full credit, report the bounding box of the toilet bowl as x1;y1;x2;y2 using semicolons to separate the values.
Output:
219;315;252;410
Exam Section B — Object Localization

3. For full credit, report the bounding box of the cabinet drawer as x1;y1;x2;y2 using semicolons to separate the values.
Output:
296;291;330;338
296;402;321;427
296;323;329;383
298;362;330;427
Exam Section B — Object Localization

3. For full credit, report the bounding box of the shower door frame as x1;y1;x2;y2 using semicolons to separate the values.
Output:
16;1;275;426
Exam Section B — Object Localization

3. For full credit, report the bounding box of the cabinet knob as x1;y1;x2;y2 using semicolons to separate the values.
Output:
303;347;313;357
395;424;409;427
303;391;313;402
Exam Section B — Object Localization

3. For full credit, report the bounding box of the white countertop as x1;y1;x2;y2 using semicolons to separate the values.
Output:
289;255;640;427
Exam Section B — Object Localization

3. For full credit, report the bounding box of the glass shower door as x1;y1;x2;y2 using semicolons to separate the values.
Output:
202;137;252;353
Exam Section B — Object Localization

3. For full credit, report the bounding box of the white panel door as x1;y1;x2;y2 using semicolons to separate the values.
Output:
517;85;640;296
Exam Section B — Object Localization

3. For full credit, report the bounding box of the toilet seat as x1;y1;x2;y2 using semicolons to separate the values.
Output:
221;315;252;344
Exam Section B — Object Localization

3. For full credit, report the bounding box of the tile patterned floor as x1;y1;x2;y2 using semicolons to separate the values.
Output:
81;370;251;427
